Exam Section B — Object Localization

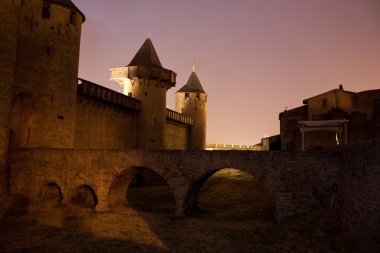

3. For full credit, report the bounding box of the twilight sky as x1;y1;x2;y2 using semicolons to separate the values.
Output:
75;0;380;145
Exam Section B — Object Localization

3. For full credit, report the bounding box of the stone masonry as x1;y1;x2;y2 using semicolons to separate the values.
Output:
9;149;340;220
339;139;380;253
0;0;20;199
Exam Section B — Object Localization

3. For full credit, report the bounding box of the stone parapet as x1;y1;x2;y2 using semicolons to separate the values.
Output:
77;79;141;111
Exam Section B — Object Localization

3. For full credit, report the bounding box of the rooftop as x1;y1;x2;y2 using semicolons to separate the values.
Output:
128;38;163;68
177;71;206;93
50;0;86;21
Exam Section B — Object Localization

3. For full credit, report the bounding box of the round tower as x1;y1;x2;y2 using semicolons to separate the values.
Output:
11;0;85;148
175;71;207;150
0;0;20;198
110;38;176;149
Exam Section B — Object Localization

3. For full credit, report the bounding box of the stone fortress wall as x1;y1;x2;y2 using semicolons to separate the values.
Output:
0;0;205;205
1;0;206;154
74;79;140;149
1;1;379;252
11;0;84;149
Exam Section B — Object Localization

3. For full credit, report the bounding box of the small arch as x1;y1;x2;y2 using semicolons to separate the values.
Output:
184;168;275;220
40;182;63;202
71;185;98;209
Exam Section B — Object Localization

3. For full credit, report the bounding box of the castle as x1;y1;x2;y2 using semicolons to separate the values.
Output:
1;2;380;252
0;0;207;199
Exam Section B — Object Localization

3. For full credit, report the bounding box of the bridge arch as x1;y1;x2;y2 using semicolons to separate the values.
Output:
71;184;98;209
40;182;63;203
108;168;136;208
183;167;276;219
108;166;176;214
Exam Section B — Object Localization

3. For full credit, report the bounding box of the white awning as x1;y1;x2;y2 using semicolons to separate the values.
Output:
299;120;349;128
298;120;349;151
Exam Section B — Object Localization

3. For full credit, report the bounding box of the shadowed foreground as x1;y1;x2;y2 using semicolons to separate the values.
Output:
0;170;360;253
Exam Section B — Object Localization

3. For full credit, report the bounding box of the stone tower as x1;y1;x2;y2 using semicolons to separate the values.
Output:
110;38;176;149
175;71;207;150
0;0;21;198
10;0;85;148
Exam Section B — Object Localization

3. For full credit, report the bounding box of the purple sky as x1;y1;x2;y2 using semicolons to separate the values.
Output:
75;0;380;145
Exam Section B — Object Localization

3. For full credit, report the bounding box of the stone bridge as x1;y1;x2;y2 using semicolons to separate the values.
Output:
9;149;340;220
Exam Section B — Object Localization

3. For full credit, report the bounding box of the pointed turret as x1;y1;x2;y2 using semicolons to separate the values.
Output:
110;38;177;149
176;70;207;150
128;38;162;68
177;72;206;93
110;38;176;94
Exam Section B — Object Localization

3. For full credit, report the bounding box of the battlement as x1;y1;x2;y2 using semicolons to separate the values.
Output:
77;78;141;111
166;108;193;125
207;144;258;150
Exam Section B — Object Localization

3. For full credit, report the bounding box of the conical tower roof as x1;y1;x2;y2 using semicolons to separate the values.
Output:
128;38;163;68
50;0;85;21
177;71;206;93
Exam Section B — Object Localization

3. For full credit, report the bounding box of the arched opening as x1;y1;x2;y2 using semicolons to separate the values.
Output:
71;185;98;209
108;169;135;208
108;167;175;214
184;168;275;220
127;167;175;213
10;92;36;148
40;182;63;203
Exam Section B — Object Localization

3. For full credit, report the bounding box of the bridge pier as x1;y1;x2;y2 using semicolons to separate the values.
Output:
95;190;110;212
95;203;110;212
175;201;185;217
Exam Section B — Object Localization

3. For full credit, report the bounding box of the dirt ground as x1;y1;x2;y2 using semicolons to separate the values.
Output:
0;169;361;253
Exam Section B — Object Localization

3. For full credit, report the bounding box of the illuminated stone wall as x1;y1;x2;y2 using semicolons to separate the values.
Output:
8;149;340;219
176;92;207;150
74;96;138;149
164;121;189;150
11;0;84;148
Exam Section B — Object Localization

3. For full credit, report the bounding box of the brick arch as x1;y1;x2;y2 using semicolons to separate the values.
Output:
71;184;98;209
108;167;138;208
107;166;179;214
9;149;340;219
182;167;276;217
39;182;64;202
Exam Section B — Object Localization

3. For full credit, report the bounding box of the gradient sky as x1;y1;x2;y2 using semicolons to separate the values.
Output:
75;0;380;145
